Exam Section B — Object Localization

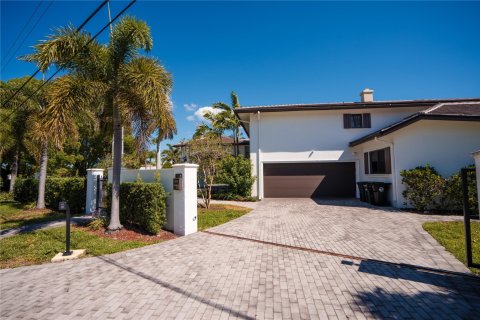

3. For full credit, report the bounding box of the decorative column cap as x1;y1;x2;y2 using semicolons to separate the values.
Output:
172;163;199;168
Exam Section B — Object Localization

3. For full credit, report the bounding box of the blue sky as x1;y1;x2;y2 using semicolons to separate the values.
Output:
2;1;480;149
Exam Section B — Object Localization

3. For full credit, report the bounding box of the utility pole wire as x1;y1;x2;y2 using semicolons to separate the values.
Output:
2;0;54;70
2;0;45;66
1;0;109;111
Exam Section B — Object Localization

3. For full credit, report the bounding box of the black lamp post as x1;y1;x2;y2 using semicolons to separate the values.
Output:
58;201;73;256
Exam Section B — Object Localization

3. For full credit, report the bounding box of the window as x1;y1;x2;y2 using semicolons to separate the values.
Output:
343;113;371;129
364;147;391;174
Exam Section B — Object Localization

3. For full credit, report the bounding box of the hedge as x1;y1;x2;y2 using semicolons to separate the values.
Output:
107;182;167;234
13;177;85;213
401;164;478;213
216;156;256;198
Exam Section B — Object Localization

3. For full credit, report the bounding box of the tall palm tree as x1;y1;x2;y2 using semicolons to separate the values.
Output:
0;78;49;209
24;17;174;231
161;143;181;165
208;91;242;156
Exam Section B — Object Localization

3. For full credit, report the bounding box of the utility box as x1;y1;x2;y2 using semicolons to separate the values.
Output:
173;173;183;190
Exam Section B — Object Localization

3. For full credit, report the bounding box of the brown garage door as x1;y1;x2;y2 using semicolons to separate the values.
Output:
263;162;356;198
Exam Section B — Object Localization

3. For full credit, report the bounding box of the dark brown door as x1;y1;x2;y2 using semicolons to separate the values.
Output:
263;162;356;198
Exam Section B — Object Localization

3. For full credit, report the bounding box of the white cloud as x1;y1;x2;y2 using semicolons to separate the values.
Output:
184;103;198;112
186;115;195;122
194;106;221;122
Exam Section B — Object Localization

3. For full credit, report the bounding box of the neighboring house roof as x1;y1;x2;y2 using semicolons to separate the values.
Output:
173;136;249;148
234;98;480;114
349;102;480;147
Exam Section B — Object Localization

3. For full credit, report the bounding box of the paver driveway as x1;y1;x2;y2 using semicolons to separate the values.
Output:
1;199;479;319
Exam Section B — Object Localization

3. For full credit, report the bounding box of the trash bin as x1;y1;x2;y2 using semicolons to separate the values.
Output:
357;182;366;202
370;182;391;206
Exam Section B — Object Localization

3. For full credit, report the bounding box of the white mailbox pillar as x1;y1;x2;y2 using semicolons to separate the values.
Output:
85;168;104;214
472;150;480;216
172;163;198;236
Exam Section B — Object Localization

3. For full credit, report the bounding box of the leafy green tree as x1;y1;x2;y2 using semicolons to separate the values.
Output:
217;156;255;197
187;136;229;209
24;17;174;231
0;78;51;209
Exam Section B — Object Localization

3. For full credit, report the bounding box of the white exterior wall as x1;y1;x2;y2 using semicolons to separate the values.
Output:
473;151;480;215
249;106;426;198
392;120;480;208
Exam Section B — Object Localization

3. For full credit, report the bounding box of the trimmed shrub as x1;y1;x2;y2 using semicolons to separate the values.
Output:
216;156;256;198
443;166;478;213
107;182;167;234
13;178;38;203
400;165;445;211
13;177;86;213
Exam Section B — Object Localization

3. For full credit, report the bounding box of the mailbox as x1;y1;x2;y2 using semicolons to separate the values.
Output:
58;201;68;211
173;173;182;190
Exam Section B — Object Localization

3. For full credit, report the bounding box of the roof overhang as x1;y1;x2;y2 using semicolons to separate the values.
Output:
349;114;480;147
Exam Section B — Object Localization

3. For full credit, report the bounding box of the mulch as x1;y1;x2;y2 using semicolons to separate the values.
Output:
80;226;177;243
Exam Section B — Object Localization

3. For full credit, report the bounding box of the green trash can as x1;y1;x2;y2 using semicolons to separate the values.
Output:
370;182;391;206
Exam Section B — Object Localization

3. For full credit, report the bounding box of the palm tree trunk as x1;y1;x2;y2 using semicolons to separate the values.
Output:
108;105;123;231
36;142;48;209
235;128;240;157
8;144;19;193
156;138;162;169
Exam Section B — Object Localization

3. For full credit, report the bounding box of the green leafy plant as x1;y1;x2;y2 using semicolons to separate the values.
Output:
107;182;167;234
216;156;256;198
87;216;108;231
13;177;85;213
443;166;478;213
400;165;445;211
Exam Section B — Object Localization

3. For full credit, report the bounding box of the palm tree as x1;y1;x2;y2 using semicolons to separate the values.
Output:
152;111;176;169
207;91;242;156
161;143;181;166
0;78;49;208
24;17;174;231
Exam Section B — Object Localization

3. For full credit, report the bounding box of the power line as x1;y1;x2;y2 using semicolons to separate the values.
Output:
2;0;45;65
1;0;109;110
1;0;137;123
2;0;55;70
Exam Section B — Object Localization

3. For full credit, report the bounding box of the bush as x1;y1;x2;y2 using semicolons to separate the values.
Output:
216;156;255;198
13;178;38;203
13;177;86;213
401;165;445;211
107;182;167;234
443;166;478;213
0;192;14;202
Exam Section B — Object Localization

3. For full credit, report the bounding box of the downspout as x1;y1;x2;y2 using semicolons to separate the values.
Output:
257;111;261;199
374;137;397;206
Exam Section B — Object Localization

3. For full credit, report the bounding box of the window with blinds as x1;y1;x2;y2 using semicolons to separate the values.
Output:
343;113;371;128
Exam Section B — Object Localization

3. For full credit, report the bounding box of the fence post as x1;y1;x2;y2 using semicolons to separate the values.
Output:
461;168;473;267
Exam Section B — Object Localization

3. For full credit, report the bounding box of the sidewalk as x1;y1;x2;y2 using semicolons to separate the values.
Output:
0;216;93;239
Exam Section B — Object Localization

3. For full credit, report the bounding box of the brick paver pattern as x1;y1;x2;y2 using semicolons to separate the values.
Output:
1;198;479;319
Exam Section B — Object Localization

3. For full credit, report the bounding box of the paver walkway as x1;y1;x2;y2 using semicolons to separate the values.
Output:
1;199;479;319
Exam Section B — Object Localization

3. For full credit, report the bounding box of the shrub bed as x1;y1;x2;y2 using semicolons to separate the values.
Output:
108;182;167;234
401;164;478;213
13;177;85;213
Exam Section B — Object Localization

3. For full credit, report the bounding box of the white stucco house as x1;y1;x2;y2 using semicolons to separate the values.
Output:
235;89;480;207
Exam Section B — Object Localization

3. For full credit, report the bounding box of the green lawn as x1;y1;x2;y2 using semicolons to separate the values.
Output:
198;204;252;231
423;221;480;275
0;202;65;230
0;226;156;269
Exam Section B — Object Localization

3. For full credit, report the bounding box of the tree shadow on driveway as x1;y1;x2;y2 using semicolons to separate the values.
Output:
350;259;480;319
98;255;255;320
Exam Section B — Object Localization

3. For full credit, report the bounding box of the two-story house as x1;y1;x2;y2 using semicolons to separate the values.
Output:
235;89;480;207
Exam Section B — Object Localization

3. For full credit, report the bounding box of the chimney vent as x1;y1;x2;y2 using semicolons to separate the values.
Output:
360;88;374;102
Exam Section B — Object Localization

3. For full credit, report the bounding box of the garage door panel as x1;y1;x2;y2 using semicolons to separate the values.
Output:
263;176;325;198
263;163;356;198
